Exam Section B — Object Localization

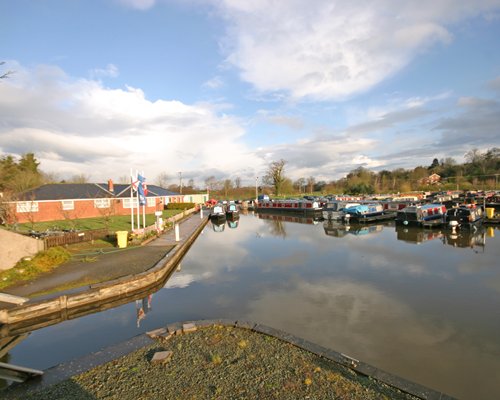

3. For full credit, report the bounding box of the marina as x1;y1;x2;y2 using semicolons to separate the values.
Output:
1;210;499;399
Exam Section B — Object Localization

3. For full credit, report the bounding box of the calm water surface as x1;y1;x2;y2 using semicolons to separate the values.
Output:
6;212;500;399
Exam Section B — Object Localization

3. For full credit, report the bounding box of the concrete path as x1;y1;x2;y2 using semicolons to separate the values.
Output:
0;213;208;307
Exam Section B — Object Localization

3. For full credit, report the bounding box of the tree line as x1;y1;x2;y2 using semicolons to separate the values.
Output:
260;147;499;197
0;148;498;201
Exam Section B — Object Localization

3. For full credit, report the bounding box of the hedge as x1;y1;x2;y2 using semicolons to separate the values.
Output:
165;202;196;210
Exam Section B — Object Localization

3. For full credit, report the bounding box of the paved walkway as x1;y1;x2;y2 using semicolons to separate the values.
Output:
1;212;208;307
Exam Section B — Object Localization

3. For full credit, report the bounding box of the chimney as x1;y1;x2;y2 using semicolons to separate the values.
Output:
108;179;114;193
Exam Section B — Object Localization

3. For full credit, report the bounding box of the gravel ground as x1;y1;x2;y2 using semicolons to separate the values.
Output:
6;325;420;400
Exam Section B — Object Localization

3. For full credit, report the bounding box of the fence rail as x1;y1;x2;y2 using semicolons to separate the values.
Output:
43;228;110;249
42;208;197;249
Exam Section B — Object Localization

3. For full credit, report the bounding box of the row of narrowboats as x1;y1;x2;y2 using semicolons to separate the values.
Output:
253;194;498;230
209;201;240;224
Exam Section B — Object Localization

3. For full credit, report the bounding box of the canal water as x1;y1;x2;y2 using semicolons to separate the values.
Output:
5;212;500;399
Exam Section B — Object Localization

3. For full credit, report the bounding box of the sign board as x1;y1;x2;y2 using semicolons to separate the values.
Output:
155;211;163;216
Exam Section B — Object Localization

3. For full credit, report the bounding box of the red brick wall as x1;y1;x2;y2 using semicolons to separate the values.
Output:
12;197;164;224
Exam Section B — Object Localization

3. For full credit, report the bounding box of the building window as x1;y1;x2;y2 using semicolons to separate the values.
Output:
61;200;74;210
147;197;155;207
122;198;133;209
94;198;110;209
17;201;39;213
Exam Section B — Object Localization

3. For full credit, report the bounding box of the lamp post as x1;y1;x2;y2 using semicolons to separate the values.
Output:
255;176;258;202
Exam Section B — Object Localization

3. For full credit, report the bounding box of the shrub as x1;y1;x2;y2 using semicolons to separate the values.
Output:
0;246;71;289
165;202;196;210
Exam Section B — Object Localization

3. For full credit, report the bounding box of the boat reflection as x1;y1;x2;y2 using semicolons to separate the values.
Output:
441;226;486;251
257;213;320;225
323;221;384;238
395;225;443;244
258;213;321;238
210;220;226;232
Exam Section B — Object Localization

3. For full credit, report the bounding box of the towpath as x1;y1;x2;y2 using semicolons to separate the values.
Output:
0;212;208;307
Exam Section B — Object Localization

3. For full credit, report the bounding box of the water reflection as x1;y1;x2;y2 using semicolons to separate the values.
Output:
136;294;153;327
323;221;384;238
395;225;443;244
257;213;320;225
210;220;226;232
395;224;488;252
0;334;29;388
441;227;486;252
4;214;500;399
257;213;320;238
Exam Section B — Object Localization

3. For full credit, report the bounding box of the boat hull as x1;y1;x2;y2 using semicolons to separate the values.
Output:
256;200;322;216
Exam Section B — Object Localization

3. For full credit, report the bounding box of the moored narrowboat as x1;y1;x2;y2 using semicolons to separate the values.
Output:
445;205;483;230
396;203;446;228
342;203;393;223
210;204;227;223
226;202;239;218
256;199;322;216
322;200;361;220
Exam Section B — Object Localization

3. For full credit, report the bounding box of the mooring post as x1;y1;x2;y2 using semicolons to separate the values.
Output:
175;223;180;241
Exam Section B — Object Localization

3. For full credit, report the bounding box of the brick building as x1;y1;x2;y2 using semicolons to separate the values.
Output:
5;180;195;224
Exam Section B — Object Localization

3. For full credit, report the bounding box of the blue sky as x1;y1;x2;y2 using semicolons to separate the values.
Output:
1;0;500;187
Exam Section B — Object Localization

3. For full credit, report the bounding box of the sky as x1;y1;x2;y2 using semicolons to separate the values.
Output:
1;0;500;187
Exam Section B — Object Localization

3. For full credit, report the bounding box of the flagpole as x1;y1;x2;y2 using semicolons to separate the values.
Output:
142;170;146;229
136;169;140;229
130;168;135;231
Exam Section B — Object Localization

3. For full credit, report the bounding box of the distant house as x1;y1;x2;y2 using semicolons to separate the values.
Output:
6;180;208;224
419;173;441;186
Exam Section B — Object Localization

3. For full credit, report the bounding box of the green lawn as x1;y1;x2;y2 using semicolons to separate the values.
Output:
13;209;183;233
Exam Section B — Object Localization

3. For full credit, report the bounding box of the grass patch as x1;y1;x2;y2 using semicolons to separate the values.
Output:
0;247;71;290
65;239;117;255
10;210;183;234
27;276;101;298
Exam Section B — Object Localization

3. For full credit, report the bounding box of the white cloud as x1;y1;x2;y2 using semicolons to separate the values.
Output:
0;63;263;183
115;0;156;10
212;0;500;100
203;76;224;89
90;64;119;79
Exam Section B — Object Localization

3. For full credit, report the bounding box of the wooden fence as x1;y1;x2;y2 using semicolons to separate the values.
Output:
43;229;110;250
42;208;198;250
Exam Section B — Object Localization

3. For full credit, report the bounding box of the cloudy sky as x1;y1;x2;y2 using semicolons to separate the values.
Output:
2;0;500;186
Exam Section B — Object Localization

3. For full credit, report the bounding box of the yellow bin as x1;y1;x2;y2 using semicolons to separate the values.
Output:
116;231;128;248
486;208;495;219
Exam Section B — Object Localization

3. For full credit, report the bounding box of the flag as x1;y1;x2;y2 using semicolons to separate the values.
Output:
131;176;139;192
137;174;147;206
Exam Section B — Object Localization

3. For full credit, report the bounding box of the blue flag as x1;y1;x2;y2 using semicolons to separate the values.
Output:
137;174;147;206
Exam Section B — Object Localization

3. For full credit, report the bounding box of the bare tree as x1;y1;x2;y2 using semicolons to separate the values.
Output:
263;159;287;196
42;171;61;184
156;172;169;188
205;176;218;191
223;179;233;197
234;176;241;189
117;175;130;184
294;178;305;193
307;176;316;193
0;192;17;227
69;173;90;183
